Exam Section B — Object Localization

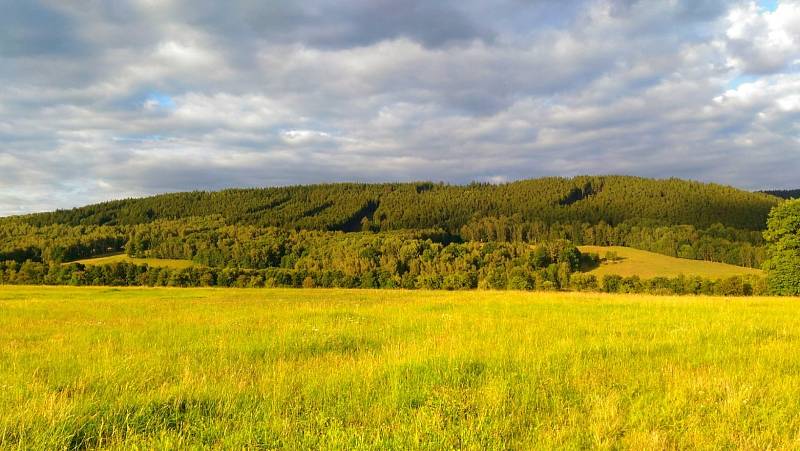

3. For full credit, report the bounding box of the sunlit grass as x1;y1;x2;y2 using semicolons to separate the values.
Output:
70;253;198;269
579;245;763;279
1;286;799;449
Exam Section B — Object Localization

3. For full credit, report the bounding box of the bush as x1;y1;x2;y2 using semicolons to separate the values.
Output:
601;275;623;293
620;276;643;293
443;272;475;290
715;276;749;296
507;275;532;291
570;273;598;291
605;251;621;262
581;252;601;269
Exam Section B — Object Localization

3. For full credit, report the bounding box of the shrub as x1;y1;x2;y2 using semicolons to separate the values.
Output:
570;273;598;291
605;251;621;262
601;275;623;293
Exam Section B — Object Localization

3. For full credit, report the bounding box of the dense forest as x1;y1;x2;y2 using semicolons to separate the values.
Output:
10;176;778;231
0;176;788;293
1;235;587;291
763;189;800;200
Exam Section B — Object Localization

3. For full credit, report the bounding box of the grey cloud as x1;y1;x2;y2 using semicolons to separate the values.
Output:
168;0;492;49
0;1;84;57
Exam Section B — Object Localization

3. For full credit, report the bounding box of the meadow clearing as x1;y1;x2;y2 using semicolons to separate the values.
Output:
1;286;800;449
71;253;198;269
578;245;763;279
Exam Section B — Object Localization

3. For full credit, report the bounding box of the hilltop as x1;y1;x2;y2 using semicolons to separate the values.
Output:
8;176;780;231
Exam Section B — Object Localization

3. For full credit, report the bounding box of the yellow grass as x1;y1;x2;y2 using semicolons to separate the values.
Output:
578;245;763;279
70;253;198;269
1;286;799;449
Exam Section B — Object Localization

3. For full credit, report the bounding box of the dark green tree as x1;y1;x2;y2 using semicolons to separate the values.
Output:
763;199;800;295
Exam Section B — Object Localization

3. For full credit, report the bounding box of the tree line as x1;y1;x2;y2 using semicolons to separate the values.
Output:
0;259;764;297
7;176;779;231
0;214;767;272
762;189;800;200
2;236;586;291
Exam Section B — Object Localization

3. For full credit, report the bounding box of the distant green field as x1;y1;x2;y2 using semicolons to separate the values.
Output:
2;286;799;449
578;245;763;279
71;253;198;269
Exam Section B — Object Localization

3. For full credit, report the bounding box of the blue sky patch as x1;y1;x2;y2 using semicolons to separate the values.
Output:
145;92;176;110
727;74;759;90
758;0;778;12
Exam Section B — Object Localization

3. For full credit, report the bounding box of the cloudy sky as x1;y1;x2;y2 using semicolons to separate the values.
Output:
1;0;799;215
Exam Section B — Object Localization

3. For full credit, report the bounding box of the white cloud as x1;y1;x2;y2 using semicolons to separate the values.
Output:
725;1;800;74
1;0;800;215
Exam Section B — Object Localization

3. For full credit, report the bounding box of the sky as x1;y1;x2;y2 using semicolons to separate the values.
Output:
1;0;799;215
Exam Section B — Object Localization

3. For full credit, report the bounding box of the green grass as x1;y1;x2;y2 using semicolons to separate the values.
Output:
2;286;800;449
579;245;763;279
70;253;198;269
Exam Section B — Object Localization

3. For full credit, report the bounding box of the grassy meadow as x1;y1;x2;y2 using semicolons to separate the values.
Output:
70;253;199;269
2;286;800;449
578;245;763;279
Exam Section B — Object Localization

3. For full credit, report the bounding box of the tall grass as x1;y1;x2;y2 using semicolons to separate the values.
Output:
1;286;800;449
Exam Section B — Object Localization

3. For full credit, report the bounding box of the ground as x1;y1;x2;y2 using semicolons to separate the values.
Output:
1;286;799;449
578;245;763;279
71;253;198;269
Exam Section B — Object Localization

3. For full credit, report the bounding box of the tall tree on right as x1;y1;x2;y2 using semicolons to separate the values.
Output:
763;199;800;295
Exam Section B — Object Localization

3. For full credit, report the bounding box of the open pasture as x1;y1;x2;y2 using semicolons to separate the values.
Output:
578;245;764;279
1;286;799;449
70;253;198;269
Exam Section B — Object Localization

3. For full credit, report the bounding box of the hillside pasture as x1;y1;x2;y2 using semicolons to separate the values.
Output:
1;286;799;449
578;245;763;279
70;253;198;269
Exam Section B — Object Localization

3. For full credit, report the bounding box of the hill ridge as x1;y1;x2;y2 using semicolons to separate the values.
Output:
3;175;780;231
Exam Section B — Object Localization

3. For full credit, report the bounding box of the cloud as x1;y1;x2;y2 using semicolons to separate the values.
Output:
1;0;800;215
724;1;800;74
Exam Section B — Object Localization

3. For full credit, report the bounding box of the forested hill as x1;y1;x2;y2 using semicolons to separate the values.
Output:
9;176;780;231
762;189;800;200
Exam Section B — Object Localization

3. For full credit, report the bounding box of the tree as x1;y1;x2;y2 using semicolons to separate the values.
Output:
763;199;800;295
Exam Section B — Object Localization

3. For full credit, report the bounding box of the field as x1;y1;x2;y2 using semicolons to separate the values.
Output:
70;253;198;269
2;287;800;449
578;245;763;279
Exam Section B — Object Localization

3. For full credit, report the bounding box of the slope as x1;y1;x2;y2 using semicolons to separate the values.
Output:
578;246;763;279
71;253;198;269
6;176;781;231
